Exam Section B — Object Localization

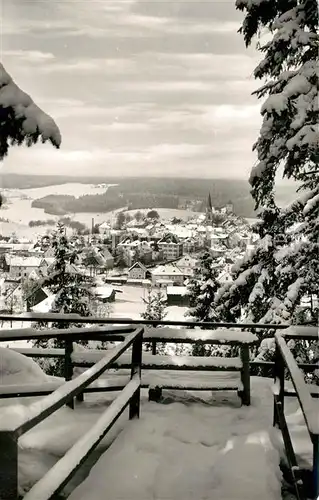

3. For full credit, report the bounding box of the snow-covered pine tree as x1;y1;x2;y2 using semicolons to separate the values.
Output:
141;287;167;322
141;288;167;353
0;63;61;160
33;223;96;375
186;252;225;356
187;252;220;323
215;0;318;368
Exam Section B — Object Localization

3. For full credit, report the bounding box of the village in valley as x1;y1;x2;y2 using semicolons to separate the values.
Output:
0;194;257;320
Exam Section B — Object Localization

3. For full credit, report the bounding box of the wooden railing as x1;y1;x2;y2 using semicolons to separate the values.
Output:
0;314;317;399
0;325;143;500
273;327;319;500
0;314;318;499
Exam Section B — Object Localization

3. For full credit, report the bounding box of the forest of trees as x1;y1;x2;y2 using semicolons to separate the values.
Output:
28;217;88;233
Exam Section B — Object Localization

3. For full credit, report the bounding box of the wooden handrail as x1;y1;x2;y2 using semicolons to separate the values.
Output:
0;327;144;500
280;325;318;341
0;326;258;344
275;333;318;436
22;375;141;500
0;312;294;329
273;332;319;499
0;324;135;342
6;346;318;374
0;328;143;437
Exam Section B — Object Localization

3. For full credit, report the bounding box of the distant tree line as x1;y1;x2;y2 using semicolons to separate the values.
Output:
31;189;180;216
28;217;88;233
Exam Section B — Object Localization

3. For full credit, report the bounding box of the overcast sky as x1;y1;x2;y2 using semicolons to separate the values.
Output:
1;0;265;178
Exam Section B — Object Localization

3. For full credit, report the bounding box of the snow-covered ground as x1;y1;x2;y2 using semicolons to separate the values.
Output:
69;378;283;500
110;285;188;321
0;183;121;234
1;285;189;353
1;347;315;500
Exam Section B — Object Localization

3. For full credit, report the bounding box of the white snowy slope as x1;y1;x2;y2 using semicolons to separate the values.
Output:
0;63;61;148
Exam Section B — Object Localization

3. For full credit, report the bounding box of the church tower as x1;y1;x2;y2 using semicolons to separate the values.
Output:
205;193;213;249
206;192;213;226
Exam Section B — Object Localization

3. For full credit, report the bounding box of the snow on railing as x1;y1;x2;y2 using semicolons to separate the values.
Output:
23;376;141;500
0;312;290;329
0;326;143;500
273;331;319;499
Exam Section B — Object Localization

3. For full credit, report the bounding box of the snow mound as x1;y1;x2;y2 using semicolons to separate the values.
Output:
212;432;282;500
0;346;49;385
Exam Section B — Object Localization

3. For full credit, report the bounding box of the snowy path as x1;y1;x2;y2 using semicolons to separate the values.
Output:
68;379;282;500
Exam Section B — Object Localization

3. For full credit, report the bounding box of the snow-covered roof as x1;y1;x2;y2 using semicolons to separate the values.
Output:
7;256;42;267
94;286;114;299
166;286;189;296
0;243;33;250
128;261;148;273
40;257;55;265
176;255;197;267
99;222;111;229
31;294;56;313
152;265;184;276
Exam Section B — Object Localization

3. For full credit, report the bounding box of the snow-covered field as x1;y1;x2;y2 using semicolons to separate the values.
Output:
0;181;200;237
4;183;116;201
0;183;120;235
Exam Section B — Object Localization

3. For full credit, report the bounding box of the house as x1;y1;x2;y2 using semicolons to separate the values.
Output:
149;242;164;263
98;246;114;269
94;286;117;303
216;270;233;285
166;286;190;307
158;234;183;260
80;248;107;276
128;262;151;280
182;237;199;254
6;256;42;279
98;221;112;237
210;244;228;258
26;286;51;312
39;257;55;275
151;264;185;286
31;294;56;313
176;255;198;277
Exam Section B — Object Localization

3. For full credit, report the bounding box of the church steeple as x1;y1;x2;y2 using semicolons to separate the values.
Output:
206;192;213;225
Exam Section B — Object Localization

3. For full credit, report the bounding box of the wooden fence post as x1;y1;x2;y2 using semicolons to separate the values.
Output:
312;434;319;499
152;340;157;355
0;430;18;500
273;341;285;427
152;321;158;355
239;345;251;405
64;340;74;409
129;329;143;420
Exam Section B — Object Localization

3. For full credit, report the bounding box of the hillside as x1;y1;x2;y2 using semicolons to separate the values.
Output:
17;176;257;218
1;175;298;219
